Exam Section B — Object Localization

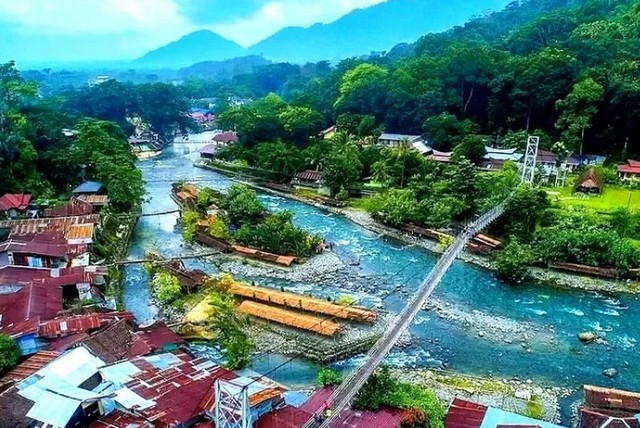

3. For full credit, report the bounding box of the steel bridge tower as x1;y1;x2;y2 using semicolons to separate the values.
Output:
521;136;539;185
214;379;251;428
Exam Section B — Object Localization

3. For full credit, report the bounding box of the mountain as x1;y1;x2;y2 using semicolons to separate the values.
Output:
249;0;513;63
136;30;247;68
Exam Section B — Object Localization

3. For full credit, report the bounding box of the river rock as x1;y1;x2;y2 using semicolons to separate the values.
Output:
603;368;618;378
578;332;597;344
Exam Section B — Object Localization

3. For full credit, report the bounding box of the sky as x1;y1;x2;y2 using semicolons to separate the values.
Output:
0;0;387;63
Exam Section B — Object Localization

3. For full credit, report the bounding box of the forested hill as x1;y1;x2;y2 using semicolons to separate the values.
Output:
213;0;640;157
136;30;247;68
248;0;512;63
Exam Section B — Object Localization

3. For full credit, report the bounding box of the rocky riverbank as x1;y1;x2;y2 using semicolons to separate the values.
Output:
389;368;572;424
217;172;636;295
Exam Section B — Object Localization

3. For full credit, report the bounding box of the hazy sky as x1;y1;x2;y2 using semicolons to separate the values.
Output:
0;0;386;63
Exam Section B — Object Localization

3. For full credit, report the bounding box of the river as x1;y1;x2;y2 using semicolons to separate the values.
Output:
123;142;640;399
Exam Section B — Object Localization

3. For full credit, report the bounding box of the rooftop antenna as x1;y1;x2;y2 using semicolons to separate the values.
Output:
521;136;539;185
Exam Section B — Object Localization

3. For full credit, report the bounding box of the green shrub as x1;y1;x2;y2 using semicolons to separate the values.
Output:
152;272;182;304
180;210;199;243
317;368;341;386
495;241;534;283
0;334;20;376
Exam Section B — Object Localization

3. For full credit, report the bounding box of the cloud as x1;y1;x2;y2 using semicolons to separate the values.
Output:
0;0;192;35
0;0;388;61
211;0;387;46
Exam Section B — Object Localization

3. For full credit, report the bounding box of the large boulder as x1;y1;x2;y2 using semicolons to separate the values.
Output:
578;331;597;344
603;368;618;378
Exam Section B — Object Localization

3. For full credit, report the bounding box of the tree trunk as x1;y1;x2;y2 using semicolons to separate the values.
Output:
526;109;531;133
580;127;585;155
464;84;475;114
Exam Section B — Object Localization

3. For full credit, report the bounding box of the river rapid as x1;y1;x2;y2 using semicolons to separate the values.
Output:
123;143;640;398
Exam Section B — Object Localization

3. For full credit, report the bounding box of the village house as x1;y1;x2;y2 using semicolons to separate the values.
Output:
293;170;325;188
377;133;424;147
0;194;32;219
199;143;217;159
187;108;215;126
481;146;523;171
213;131;239;145
318;125;337;140
618;159;640;180
72;181;105;197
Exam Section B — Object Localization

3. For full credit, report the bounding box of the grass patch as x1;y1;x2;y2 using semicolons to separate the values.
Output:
347;197;370;211
545;185;640;212
525;395;544;419
292;187;322;199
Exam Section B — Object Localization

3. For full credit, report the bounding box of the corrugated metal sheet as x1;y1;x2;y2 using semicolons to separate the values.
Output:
89;410;148;428
77;195;109;206
38;314;103;338
580;408;640;428
0;350;60;384
300;387;407;428
0;215;99;237
25;389;84;427
584;385;640;412
257;406;312;428
0;194;31;211
134;322;184;351
66;223;95;243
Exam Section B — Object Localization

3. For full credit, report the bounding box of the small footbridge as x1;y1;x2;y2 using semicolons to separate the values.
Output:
302;203;506;427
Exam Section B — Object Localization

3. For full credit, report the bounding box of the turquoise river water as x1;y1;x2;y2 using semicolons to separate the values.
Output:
123;143;640;418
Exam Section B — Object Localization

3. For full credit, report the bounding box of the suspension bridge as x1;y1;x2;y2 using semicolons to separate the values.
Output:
299;203;506;427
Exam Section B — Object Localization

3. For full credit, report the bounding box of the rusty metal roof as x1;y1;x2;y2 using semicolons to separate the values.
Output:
77;195;108;206
38;314;103;338
295;170;324;182
584;385;640;412
0;280;62;337
299;387;407;428
44;198;93;218
0;350;60;385
0;215;99;237
65;223;94;241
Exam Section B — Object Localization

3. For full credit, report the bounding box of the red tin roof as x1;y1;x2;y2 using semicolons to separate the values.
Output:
584;384;640;412
90;410;148;428
445;398;488;428
0;265;52;284
299;387;407;428
134;322;184;351
44;198;93;218
213;131;238;144
0;194;31;211
618;160;640;175
124;352;236;426
0;281;63;337
38;314;103;338
257;406;312;428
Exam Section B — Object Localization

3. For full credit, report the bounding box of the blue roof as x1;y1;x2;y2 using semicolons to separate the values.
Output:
72;181;103;194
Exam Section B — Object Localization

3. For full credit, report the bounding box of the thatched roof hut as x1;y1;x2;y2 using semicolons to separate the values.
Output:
575;168;603;194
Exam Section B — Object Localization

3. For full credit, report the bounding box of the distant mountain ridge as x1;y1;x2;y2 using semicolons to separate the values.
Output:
136;30;247;68
137;0;514;68
247;0;513;63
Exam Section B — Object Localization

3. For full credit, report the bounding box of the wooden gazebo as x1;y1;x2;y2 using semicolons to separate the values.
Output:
574;168;603;194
